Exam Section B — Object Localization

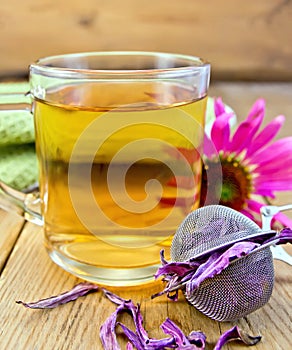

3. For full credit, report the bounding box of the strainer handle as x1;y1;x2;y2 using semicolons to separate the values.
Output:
230;230;291;266
270;246;292;266
260;204;292;265
260;204;292;230
189;229;277;261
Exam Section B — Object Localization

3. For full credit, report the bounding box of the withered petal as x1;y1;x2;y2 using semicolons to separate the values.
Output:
214;326;261;349
16;282;99;309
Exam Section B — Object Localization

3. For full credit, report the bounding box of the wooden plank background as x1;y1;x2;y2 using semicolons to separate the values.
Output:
0;0;291;80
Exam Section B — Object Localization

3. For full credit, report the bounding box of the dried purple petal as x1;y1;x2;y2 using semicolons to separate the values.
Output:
103;290;149;343
159;249;169;266
214;326;261;349
160;318;189;346
100;289;207;349
152;251;199;300
161;318;205;349
152;242;258;301
152;267;192;300
100;289;151;349
245;227;292;247
129;302;149;343
102;287;155;347
270;227;292;245
186;242;258;294
145;338;177;350
126;343;134;350
153;225;292;303
119;322;177;350
155;261;196;279
187;330;206;349
118;323;145;350
100;303;124;350
16;282;99;309
102;288;131;305
15;281;263;349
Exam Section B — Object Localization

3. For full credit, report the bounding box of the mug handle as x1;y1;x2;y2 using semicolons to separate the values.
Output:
0;181;43;225
0;92;43;226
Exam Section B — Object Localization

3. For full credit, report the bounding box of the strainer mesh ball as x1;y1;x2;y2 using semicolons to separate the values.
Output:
171;205;275;321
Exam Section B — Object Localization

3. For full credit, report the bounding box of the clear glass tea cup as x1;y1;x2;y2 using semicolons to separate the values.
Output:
0;51;210;286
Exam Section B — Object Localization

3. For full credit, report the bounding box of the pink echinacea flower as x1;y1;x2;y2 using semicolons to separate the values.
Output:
200;97;292;228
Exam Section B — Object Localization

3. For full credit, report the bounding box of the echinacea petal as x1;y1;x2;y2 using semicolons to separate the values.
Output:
214;326;261;350
203;134;218;157
15;279;265;349
187;330;207;349
254;179;292;192
126;342;134;350
186;242;258;295
100;291;151;349
246;115;285;157
210;113;233;152
204;97;290;229
229;118;262;154
253;153;292;175
16;282;99;309
252;188;275;198
253;161;292;181
246;98;266;121
102;289;150;343
100;305;123;350
154;225;292;307
102;288;130;305
249;137;292;166
245;199;263;215
214;97;227;117
102;288;206;349
160;318;189;346
240;207;256;221
118;323;149;350
153;241;262;303
160;318;205;349
254;171;292;183
228;99;265;154
154;260;197;279
268;227;292;245
274;212;292;228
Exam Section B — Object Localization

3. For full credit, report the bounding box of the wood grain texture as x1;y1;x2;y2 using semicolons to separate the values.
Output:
0;82;291;349
0;221;291;349
0;0;291;80
0;209;24;271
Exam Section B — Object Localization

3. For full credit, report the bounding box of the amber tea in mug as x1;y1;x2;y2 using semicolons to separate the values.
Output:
3;52;210;286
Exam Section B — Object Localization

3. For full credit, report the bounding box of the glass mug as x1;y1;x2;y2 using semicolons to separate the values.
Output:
0;52;210;286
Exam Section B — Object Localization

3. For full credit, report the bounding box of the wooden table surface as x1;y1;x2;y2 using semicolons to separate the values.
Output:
0;82;291;349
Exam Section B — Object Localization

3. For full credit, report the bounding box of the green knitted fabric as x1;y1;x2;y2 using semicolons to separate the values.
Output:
0;82;38;190
0;144;38;190
0;111;35;146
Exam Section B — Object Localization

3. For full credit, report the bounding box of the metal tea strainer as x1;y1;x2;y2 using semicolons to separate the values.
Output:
170;204;292;322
